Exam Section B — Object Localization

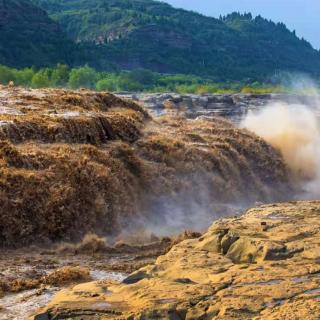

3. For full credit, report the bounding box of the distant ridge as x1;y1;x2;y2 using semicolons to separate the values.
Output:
2;0;320;80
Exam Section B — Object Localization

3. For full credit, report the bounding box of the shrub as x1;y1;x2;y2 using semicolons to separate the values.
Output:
31;69;51;88
96;78;118;91
0;65;15;84
51;64;70;87
68;65;98;89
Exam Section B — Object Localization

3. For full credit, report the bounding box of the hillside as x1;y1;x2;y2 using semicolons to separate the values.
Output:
1;0;320;80
31;0;320;80
0;0;74;68
0;86;291;246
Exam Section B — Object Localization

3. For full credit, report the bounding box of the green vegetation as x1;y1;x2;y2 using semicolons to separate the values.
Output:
30;0;320;81
1;0;320;81
1;64;315;94
0;0;74;68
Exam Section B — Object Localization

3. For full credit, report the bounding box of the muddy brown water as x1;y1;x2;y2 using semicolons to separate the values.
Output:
1;92;320;319
0;245;165;319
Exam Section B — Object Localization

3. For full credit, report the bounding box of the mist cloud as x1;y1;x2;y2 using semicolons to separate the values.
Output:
242;101;320;199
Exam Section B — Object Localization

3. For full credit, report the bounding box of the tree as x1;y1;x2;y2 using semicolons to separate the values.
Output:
0;65;15;84
31;69;51;88
51;64;70;87
96;78;118;91
127;69;158;86
14;68;34;86
68;65;98;89
117;74;143;92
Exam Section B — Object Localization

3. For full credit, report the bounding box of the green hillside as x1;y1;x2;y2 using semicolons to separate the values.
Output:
0;0;75;68
31;0;320;80
2;0;320;81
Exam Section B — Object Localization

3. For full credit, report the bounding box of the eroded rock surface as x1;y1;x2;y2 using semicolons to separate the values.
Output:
118;93;320;122
34;201;320;320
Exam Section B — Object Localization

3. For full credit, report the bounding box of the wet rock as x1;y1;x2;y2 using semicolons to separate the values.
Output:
117;93;320;122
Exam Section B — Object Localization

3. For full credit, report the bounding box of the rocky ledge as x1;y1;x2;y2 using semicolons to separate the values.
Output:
117;93;320;122
34;201;320;320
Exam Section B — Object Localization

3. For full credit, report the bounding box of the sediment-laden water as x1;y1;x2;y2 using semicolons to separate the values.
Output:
1;87;319;319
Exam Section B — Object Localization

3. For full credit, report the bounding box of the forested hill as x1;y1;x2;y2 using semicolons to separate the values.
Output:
2;0;320;81
0;0;74;68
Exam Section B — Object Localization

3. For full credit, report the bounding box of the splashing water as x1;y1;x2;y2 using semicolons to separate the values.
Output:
242;101;320;199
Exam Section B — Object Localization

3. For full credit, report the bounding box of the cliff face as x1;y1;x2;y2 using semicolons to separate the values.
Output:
0;86;292;247
34;201;320;320
0;0;73;68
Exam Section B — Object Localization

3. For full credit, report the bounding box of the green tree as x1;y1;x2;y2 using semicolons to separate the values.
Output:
0;65;15;84
14;68;35;86
127;69;158;86
96;77;118;91
117;75;143;91
68;65;98;89
51;64;70;87
31;69;51;88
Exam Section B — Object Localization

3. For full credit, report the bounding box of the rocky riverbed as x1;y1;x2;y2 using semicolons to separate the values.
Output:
0;236;176;319
34;201;320;320
117;92;320;122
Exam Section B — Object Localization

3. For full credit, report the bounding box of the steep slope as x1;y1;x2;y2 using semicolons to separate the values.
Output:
32;0;320;80
0;0;74;68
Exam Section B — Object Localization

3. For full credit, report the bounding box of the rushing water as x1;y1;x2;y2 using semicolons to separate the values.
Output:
2;92;320;319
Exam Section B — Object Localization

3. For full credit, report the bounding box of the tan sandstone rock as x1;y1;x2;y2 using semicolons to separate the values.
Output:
33;201;320;319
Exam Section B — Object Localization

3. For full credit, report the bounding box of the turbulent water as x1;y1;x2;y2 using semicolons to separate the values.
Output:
128;91;320;201
118;92;320;123
1;87;320;320
242;101;320;199
0;87;293;247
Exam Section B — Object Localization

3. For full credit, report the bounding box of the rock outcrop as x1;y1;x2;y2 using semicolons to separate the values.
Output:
0;86;292;247
34;201;320;320
118;93;320;122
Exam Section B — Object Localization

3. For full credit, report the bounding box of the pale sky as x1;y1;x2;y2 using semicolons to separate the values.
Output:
164;0;320;49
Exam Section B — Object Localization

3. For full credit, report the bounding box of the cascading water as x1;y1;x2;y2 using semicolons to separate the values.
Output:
242;99;320;199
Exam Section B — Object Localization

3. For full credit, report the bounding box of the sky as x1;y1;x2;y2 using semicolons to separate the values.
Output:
164;0;320;49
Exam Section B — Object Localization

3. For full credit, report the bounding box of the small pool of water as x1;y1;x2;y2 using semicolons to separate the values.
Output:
0;288;58;320
90;270;127;282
